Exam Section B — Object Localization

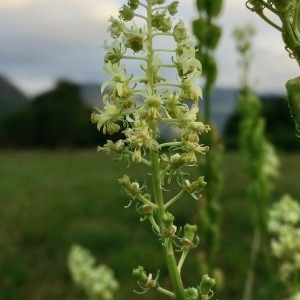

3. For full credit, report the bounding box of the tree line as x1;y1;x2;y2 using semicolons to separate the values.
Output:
0;80;122;148
0;80;299;150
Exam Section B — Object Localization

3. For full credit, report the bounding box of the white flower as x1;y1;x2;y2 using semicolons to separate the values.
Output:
180;71;202;101
269;194;300;294
68;244;119;300
261;142;279;178
176;46;202;77
101;62;133;98
91;95;122;135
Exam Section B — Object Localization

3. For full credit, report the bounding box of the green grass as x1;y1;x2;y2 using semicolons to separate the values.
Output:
0;150;299;299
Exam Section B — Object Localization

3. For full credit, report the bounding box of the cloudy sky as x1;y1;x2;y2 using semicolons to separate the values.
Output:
0;0;299;97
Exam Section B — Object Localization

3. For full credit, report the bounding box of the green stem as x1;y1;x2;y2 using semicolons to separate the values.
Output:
155;82;181;88
146;1;186;298
177;250;189;274
134;12;147;21
153;32;174;37
160;141;182;148
155;64;177;68
137;193;158;208
147;214;160;234
154;48;177;52
242;226;260;300
256;10;282;31
164;189;185;209
150;140;186;299
122;55;147;61
156;287;176;298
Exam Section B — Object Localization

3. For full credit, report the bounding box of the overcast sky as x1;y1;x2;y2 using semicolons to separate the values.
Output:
0;0;299;97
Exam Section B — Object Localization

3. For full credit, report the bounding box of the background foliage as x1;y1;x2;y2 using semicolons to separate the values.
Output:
1;78;300;151
224;95;300;151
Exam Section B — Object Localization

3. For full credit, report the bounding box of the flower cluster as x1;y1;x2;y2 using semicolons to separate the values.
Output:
268;194;300;296
92;1;214;298
92;1;209;172
68;244;119;300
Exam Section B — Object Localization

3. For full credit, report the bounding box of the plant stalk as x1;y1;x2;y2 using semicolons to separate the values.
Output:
146;2;186;297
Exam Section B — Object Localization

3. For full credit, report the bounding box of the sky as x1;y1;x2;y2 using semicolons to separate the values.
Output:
0;0;299;97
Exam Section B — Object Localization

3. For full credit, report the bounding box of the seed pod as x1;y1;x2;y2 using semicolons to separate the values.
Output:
199;274;216;295
286;76;300;136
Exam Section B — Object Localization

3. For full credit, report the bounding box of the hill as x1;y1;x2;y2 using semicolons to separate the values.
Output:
0;74;29;118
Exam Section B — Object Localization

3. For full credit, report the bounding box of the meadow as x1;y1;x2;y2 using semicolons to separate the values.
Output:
1;149;300;299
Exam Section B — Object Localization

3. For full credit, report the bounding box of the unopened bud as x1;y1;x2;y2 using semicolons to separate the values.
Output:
168;1;179;16
170;153;188;169
118;175;140;196
173;20;188;42
132;266;148;282
119;5;134;21
128;0;139;10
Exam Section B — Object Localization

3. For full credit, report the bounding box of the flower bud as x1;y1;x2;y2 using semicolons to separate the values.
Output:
145;95;163;121
181;223;198;250
151;12;172;33
123;28;145;52
108;17;124;38
132;148;142;163
199;274;215;295
195;176;207;188
132;266;158;289
104;51;122;64
132;266;148;282
183;223;197;242
184;287;199;299
162;212;177;237
168;1;179;16
120;96;136;109
114;140;125;153
184;176;206;192
170;153;188;169
142;204;155;216
119;5;135;21
106;122;121;135
162;212;175;230
173;20;188;43
118;175;140;197
128;0;139;10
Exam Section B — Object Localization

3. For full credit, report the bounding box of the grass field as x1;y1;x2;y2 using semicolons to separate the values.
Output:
1;149;300;299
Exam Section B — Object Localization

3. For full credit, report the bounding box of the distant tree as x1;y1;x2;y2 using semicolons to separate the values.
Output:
0;107;36;146
0;80;123;148
224;95;300;151
31;80;90;147
223;108;240;150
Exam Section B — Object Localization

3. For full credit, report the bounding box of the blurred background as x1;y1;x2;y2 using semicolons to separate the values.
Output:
1;0;300;299
1;0;300;148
